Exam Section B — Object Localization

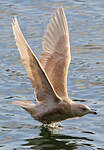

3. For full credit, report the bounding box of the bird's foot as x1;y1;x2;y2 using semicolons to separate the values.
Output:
42;122;62;128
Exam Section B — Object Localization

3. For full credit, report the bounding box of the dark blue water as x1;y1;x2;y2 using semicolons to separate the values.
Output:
0;0;104;149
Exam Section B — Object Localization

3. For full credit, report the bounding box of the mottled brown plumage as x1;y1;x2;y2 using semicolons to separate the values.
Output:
12;7;96;125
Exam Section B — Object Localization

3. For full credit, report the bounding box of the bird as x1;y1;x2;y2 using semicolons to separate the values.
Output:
12;7;97;126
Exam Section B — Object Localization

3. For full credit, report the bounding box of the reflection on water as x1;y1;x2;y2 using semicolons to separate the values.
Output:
0;0;104;149
22;126;94;150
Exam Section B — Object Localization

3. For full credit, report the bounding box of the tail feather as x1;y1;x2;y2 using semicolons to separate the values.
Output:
12;100;35;113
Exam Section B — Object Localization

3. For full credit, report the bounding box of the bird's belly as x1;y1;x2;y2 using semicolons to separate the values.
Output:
37;108;70;124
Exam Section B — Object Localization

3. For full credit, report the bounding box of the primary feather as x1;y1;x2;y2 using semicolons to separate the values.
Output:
12;17;60;104
40;7;71;98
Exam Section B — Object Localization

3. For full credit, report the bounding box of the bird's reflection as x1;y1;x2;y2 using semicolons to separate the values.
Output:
22;126;93;150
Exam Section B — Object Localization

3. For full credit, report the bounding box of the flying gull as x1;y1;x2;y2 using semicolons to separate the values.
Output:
12;7;97;126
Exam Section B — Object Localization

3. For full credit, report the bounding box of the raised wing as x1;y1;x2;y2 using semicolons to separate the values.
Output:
40;7;71;98
12;18;61;104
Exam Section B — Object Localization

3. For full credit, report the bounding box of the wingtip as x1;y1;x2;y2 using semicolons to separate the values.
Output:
56;7;64;13
12;16;18;27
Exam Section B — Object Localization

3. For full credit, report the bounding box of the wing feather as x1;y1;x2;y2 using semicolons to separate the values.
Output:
40;7;71;98
12;17;61;103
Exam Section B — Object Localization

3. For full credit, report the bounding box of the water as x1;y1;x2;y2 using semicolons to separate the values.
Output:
0;0;104;149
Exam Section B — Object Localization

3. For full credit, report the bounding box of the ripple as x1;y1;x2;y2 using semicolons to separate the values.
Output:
0;0;104;149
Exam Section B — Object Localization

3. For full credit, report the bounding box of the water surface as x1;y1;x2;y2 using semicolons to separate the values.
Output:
0;0;104;149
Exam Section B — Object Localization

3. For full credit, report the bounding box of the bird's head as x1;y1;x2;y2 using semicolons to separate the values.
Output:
71;103;97;117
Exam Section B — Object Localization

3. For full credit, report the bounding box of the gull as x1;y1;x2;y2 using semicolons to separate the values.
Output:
12;7;97;126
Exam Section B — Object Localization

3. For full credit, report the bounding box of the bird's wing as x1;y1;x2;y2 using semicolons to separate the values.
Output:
40;7;71;98
12;18;61;104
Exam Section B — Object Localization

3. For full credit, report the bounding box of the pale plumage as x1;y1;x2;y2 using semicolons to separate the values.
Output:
12;7;97;125
40;8;70;98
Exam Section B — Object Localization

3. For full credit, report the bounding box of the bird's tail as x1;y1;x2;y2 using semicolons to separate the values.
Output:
12;100;36;114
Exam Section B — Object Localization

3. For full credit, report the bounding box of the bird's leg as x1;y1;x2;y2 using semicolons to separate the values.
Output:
42;122;62;128
49;123;56;128
56;122;62;127
42;123;48;128
49;122;62;128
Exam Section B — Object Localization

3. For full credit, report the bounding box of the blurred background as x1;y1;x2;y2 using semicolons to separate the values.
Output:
0;0;104;149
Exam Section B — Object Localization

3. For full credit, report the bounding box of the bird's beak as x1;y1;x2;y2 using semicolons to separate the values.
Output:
89;109;97;115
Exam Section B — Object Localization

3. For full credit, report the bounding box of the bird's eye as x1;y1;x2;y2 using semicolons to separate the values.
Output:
82;108;86;111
